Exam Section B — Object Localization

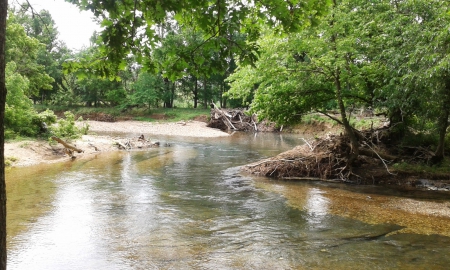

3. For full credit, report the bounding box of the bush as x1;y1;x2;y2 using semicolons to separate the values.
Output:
49;111;89;140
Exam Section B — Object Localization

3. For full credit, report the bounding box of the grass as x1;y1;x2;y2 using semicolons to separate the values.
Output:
4;136;35;143
302;113;337;126
392;158;450;175
301;112;383;130
5;156;18;167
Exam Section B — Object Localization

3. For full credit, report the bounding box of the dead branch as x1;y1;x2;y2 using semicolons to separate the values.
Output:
362;142;397;175
51;136;83;153
115;141;130;150
302;138;313;151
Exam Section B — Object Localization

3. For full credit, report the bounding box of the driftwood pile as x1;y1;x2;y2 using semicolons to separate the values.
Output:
243;134;350;181
208;104;277;132
114;134;161;150
243;129;404;184
51;134;161;160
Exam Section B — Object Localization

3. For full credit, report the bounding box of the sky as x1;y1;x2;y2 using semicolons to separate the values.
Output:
15;0;101;50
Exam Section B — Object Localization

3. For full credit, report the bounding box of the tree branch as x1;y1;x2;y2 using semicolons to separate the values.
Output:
316;110;344;126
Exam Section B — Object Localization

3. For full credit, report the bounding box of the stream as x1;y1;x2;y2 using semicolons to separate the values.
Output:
6;132;450;269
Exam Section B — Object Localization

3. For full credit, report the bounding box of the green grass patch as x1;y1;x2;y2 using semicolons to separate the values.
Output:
5;156;18;167
392;157;450;175
352;117;383;130
302;113;336;126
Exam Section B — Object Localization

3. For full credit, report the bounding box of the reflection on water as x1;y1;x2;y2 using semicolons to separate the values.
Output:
6;133;450;269
305;188;329;227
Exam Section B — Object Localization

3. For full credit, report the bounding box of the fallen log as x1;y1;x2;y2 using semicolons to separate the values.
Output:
51;136;83;154
359;146;398;161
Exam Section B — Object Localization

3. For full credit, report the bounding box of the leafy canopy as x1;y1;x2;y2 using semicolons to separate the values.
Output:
64;0;329;79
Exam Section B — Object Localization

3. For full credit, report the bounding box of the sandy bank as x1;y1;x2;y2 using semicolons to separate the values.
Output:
5;120;228;167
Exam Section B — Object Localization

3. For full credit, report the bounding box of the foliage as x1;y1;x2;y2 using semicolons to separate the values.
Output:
6;13;54;97
105;88;127;106
4;157;18;167
50;73;83;106
64;0;329;79
129;72;164;109
227;2;380;127
4;62;37;138
12;3;70;101
48;111;89;139
392;157;450;175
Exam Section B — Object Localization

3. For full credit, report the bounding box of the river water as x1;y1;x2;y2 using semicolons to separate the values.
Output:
6;133;450;269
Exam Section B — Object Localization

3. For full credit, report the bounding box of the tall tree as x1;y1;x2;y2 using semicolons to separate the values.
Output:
228;0;381;166
0;0;8;268
366;0;450;160
397;0;450;162
6;13;54;97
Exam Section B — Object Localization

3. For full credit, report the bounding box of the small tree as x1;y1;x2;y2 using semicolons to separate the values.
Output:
131;72;164;109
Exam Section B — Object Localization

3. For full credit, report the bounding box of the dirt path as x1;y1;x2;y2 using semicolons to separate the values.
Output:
5;120;229;167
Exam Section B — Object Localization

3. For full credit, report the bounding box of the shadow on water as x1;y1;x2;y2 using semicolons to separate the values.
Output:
6;132;450;269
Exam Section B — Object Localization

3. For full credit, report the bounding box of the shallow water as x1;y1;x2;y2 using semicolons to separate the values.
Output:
6;133;450;269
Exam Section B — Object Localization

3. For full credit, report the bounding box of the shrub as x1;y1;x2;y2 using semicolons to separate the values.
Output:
49;111;89;140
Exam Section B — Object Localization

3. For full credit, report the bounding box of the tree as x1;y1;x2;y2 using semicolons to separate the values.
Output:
391;0;450;162
0;0;7;268
361;0;450;161
10;3;76;104
4;62;35;137
6;13;54;98
228;1;385;166
130;72;164;109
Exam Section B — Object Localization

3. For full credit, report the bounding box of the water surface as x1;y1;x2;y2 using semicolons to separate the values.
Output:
7;133;450;269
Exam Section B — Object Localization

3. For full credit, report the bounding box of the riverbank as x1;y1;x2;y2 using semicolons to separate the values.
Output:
5;120;229;167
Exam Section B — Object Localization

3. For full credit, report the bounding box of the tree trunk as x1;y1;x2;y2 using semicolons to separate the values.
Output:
329;0;359;167
0;1;8;269
193;77;198;109
219;82;224;108
170;82;175;108
335;68;359;165
433;78;450;163
163;77;172;108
